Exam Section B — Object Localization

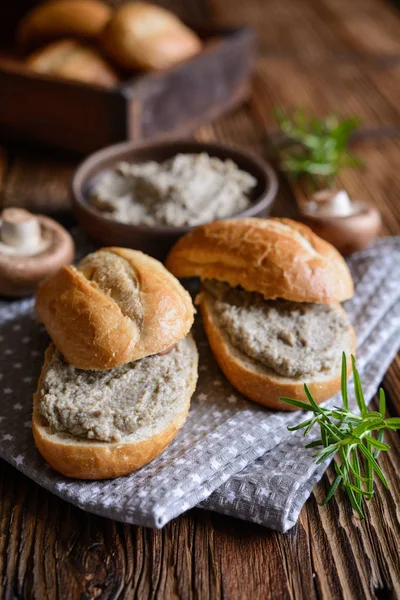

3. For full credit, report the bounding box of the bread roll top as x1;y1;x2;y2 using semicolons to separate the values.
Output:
17;0;112;50
165;218;354;304
101;1;202;70
36;247;195;370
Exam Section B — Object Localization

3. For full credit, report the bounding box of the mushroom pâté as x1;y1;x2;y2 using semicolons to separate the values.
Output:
299;189;382;255
0;208;74;297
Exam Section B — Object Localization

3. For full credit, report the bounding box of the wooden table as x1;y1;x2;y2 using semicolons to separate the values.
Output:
1;1;400;598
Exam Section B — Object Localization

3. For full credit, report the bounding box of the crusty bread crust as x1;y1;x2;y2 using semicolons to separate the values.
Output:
101;2;202;71
32;338;198;479
199;290;356;410
166;218;354;304
27;39;119;87
36;247;195;370
18;0;112;50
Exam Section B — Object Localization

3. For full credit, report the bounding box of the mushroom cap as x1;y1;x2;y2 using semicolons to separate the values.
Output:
0;214;75;297
300;202;381;255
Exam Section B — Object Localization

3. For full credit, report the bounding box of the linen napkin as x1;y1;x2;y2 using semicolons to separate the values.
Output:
0;237;399;531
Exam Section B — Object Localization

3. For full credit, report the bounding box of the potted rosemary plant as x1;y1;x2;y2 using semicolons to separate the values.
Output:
271;108;381;254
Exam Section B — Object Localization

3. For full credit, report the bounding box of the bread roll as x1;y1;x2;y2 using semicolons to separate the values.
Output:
33;336;198;479
166;218;354;304
36;247;195;370
101;2;202;70
27;39;119;86
199;287;355;410
166;218;356;409
17;0;112;50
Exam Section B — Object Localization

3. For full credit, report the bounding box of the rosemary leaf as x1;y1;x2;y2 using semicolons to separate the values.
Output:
348;448;369;483
305;439;324;449
304;384;322;412
379;388;386;418
321;475;343;505
364;439;374;495
373;430;385;460
357;444;389;489
279;397;320;412
363;436;390;451
352;355;367;416
341;352;349;410
279;354;400;518
272;108;363;189
287;418;315;432
385;417;400;427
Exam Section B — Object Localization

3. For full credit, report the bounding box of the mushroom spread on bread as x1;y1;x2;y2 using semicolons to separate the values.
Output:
166;218;356;410
33;247;198;479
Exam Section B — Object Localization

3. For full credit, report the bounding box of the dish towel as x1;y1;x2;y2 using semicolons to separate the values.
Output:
0;237;399;532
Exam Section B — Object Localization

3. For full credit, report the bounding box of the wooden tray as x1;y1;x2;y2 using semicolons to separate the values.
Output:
0;27;255;154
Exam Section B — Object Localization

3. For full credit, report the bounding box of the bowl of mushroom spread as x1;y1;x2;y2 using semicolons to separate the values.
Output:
72;140;278;258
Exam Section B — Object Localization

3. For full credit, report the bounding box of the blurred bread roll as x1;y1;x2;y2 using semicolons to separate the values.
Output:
17;0;112;50
27;39;119;87
101;2;202;70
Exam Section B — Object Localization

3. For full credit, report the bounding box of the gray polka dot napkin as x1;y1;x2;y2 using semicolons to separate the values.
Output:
0;237;399;532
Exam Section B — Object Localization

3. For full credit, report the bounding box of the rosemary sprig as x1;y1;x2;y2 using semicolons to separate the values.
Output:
280;354;400;518
271;108;363;190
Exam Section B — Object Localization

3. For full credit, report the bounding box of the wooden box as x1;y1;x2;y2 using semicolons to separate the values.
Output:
0;27;255;154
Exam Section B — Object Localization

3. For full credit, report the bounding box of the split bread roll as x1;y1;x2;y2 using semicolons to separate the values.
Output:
17;0;112;50
166;218;354;304
33;336;198;479
36;247;195;370
166;218;356;410
27;39;119;86
101;2;202;71
199;286;355;410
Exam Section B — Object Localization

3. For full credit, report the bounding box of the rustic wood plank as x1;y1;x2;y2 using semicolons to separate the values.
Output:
315;0;400;58
208;0;400;61
0;146;78;219
383;356;400;416
0;146;9;208
250;56;400;130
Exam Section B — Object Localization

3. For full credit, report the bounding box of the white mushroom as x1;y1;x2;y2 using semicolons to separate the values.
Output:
0;208;75;297
299;189;381;255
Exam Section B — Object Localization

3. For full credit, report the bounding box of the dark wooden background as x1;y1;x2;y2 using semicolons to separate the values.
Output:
1;0;400;598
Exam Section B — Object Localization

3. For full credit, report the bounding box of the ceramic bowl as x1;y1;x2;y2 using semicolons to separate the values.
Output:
71;139;278;258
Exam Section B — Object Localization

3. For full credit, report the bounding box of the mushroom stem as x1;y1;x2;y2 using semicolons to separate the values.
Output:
0;208;43;255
